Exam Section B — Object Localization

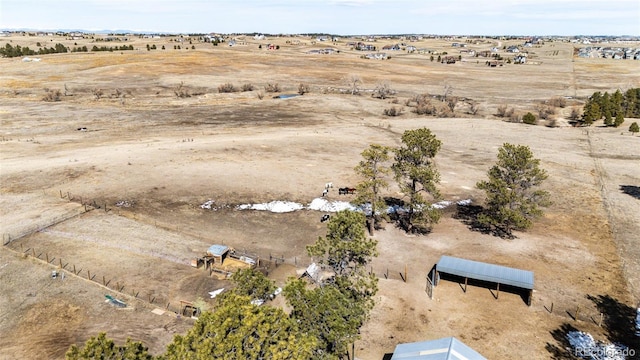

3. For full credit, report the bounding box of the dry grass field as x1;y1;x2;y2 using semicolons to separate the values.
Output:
1;34;639;359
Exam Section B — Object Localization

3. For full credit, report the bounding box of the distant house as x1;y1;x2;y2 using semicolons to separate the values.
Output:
382;44;401;51
507;45;520;53
365;52;388;60
514;54;527;64
254;34;266;40
355;42;376;51
406;45;417;53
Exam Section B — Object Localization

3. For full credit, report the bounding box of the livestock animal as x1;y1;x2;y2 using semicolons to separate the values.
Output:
325;182;333;189
320;214;331;222
322;189;329;197
338;187;356;195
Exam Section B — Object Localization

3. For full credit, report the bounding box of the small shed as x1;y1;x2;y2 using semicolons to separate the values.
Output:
390;337;486;360
433;255;534;306
207;244;230;264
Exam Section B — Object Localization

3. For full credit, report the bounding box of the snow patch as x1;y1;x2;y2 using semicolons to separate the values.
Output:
567;331;630;359
237;201;304;213
307;198;357;212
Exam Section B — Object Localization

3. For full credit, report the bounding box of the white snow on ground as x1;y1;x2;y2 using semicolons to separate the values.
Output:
218;198;473;214
236;201;305;213
307;198;357;212
567;331;630;359
200;200;215;209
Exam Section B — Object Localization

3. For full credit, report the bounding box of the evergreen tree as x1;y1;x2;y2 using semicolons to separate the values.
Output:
476;143;551;238
353;144;392;234
614;112;625;127
630;122;639;135
66;333;153;360
163;293;316;360
288;210;378;359
392;128;442;233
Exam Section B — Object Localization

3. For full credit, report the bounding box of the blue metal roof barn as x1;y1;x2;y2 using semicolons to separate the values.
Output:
390;337;487;360
434;255;534;306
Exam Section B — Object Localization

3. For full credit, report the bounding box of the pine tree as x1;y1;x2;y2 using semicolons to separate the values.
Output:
392;128;442;233
354;144;392;234
476;143;551;238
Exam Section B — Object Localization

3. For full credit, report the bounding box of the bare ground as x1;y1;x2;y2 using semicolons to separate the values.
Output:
1;34;639;359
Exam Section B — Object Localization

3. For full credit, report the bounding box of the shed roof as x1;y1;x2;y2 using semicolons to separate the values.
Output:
390;337;486;360
437;255;534;290
207;244;230;257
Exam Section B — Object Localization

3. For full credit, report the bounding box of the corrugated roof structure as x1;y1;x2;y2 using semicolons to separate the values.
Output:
437;255;534;290
207;244;229;257
390;337;487;360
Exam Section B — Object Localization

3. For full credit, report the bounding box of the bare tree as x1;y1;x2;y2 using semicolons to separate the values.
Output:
173;81;191;98
64;83;72;96
469;101;481;115
91;88;104;100
373;81;395;99
344;74;362;95
442;83;453;102
446;96;458;112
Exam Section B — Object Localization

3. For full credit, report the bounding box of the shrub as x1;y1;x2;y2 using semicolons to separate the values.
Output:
241;83;254;92
535;104;556;120
414;100;437;115
42;88;62;102
174;82;190;98
383;106;403;117
264;83;280;93
508;111;521;123
497;105;516;119
257;91;264;100
298;83;310;95
218;83;237;93
523;112;536;125
548;96;567;108
569;107;582;120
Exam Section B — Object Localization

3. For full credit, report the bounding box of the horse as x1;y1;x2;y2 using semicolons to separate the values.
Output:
320;214;331;222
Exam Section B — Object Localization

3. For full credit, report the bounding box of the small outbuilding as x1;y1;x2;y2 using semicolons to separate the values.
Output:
431;255;534;306
207;244;230;264
390;337;486;360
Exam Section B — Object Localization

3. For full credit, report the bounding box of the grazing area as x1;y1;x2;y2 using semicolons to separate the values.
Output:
1;33;639;359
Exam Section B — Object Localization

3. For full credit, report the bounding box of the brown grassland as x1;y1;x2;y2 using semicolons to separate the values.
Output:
1;34;639;359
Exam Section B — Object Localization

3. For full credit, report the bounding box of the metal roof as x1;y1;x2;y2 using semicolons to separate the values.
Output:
437;255;534;290
390;337;487;360
207;244;229;257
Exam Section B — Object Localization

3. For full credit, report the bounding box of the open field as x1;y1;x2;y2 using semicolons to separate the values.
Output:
1;34;639;359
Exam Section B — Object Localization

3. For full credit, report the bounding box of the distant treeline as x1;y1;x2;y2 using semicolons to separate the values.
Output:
0;43;134;57
581;88;640;126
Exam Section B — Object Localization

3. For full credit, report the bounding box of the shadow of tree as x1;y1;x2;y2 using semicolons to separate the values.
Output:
453;204;516;239
545;323;581;360
383;197;433;235
620;185;640;200
586;294;639;352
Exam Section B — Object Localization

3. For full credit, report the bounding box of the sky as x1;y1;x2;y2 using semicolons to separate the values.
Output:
1;0;638;36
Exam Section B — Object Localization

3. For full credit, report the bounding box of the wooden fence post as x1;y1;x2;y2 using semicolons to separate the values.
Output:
404;264;407;283
575;305;580;321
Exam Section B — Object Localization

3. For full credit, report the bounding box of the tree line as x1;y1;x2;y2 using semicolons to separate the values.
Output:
581;88;640;126
65;128;550;359
0;43;135;57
